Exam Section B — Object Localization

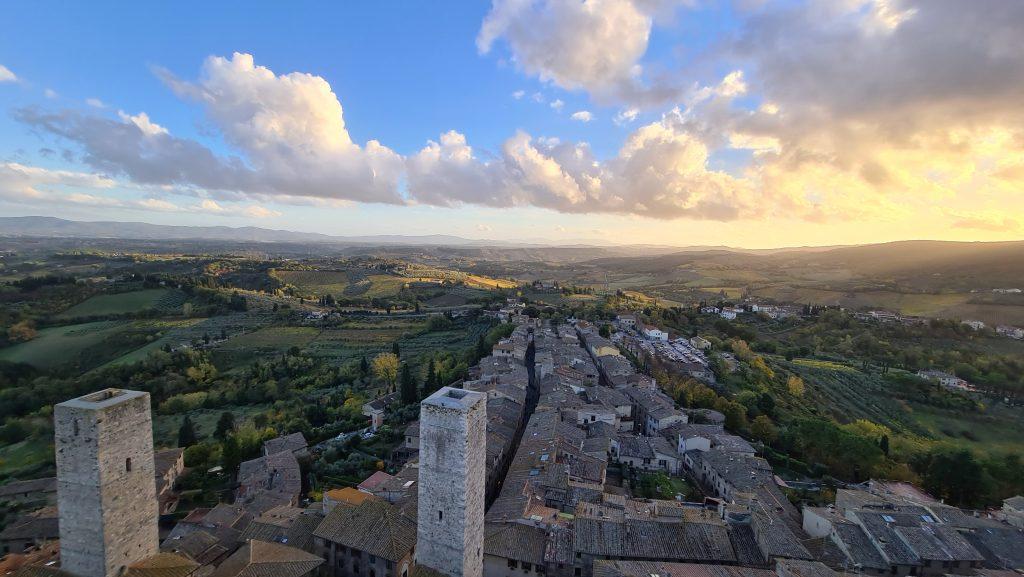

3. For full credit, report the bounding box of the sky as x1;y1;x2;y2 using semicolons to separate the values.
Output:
2;0;1024;248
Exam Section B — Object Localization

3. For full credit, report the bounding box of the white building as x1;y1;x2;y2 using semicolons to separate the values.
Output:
997;325;1024;340
643;327;669;342
916;369;969;390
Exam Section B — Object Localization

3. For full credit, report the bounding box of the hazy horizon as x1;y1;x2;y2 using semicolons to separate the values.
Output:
7;214;1024;251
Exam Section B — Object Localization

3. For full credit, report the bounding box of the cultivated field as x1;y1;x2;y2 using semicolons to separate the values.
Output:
273;270;351;296
0;440;53;479
56;288;183;319
0;320;128;369
210;325;320;368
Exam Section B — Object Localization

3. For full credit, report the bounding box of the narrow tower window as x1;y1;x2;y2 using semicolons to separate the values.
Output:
125;458;132;472
438;510;443;522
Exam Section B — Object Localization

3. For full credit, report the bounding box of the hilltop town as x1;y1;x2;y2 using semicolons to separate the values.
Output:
4;0;1024;574
2;305;1024;577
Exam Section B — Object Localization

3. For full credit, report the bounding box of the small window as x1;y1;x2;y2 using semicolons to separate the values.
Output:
125;458;132;472
438;510;443;522
508;560;518;569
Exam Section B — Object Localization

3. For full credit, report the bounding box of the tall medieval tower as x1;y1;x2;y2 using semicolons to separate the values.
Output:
55;389;159;577
416;387;486;577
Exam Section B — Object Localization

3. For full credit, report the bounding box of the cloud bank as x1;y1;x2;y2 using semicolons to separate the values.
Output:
9;0;1024;231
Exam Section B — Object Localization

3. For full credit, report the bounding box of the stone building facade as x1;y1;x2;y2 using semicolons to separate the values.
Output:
54;389;159;577
416;387;486;577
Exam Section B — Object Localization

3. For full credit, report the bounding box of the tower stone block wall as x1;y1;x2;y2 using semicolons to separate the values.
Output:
416;387;487;577
54;389;159;577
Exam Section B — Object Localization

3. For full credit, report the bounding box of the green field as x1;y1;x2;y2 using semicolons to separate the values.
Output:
777;359;1024;458
909;402;1024;455
274;270;351;296
339;274;410;298
306;319;425;363
57;288;183;319
211;325;320;368
779;361;921;435
0;318;219;371
0;440;53;480
0;320;128;368
304;318;489;365
99;318;209;368
397;322;491;359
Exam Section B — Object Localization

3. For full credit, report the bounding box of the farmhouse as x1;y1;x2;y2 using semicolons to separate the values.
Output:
642;327;669;342
916;369;970;391
690;336;712;350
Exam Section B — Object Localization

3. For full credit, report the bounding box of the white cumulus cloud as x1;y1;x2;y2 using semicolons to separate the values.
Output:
477;0;691;103
0;65;17;83
118;110;169;136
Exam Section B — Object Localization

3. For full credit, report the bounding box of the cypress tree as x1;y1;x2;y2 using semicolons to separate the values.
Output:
178;416;198;448
214;411;235;440
400;363;418;404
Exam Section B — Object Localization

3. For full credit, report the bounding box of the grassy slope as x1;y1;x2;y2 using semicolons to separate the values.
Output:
776;359;1024;458
273;270;351;296
56;288;181;319
210;325;320;369
0;320;127;368
0;440;53;479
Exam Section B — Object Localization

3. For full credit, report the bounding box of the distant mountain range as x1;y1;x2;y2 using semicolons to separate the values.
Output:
1;218;1021;274
0;216;507;246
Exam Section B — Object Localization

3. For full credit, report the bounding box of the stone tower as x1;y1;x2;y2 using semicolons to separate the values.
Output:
416;387;486;577
54;389;159;577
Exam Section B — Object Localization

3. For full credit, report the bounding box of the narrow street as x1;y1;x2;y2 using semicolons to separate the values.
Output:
485;329;539;510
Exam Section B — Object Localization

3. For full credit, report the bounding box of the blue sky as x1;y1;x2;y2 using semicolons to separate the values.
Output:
2;2;675;160
2;1;1022;247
